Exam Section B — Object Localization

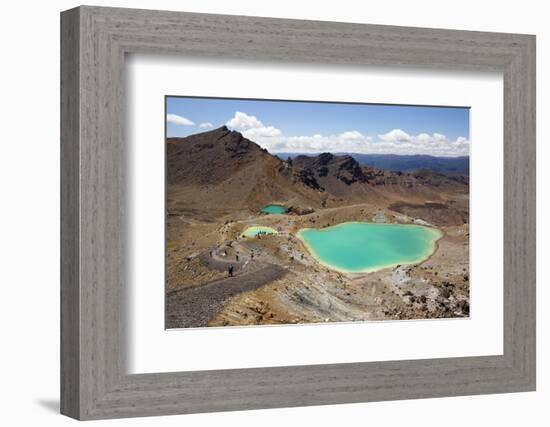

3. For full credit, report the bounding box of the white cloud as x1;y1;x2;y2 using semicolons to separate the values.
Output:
167;114;194;126
226;111;282;145
416;133;433;143
374;130;469;156
378;129;411;143
242;126;282;139
226;111;264;131
199;122;214;129
275;132;381;155
225;112;469;157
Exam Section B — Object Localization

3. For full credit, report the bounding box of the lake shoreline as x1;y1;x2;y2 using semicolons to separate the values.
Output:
296;221;443;275
168;200;469;327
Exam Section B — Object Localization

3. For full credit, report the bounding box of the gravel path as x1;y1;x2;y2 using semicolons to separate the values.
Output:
199;251;245;273
166;263;287;329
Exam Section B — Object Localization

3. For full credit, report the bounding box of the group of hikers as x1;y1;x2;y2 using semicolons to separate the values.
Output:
208;247;255;277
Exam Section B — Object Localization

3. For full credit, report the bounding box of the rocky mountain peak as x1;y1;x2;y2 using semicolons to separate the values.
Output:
316;152;335;165
166;126;277;186
293;152;366;185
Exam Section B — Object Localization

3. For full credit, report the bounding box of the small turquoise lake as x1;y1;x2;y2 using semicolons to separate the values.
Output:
297;222;442;273
261;204;287;215
242;226;278;238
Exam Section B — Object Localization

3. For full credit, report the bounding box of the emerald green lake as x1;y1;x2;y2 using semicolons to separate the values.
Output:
261;204;287;214
242;226;278;238
297;222;442;273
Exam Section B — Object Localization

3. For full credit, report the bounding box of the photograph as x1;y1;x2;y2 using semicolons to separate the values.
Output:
165;97;471;329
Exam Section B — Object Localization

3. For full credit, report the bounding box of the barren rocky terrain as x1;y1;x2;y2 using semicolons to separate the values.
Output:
166;126;469;329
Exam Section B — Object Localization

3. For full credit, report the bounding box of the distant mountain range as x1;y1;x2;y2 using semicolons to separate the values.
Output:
276;153;469;176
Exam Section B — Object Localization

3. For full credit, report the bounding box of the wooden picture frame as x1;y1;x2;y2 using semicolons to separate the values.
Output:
60;5;536;420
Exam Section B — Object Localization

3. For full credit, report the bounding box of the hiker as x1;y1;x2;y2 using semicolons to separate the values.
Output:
228;265;234;277
250;252;254;260
236;254;239;262
209;250;212;258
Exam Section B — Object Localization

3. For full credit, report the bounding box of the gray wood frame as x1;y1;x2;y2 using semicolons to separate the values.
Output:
60;5;536;420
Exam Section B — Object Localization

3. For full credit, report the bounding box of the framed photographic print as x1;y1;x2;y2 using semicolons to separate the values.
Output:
61;6;536;420
164;97;471;330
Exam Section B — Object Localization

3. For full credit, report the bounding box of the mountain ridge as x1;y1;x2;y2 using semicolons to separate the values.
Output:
166;127;468;218
277;152;469;175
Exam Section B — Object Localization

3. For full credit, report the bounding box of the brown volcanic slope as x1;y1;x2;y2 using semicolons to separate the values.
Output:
167;126;322;219
166;128;470;327
167;126;469;222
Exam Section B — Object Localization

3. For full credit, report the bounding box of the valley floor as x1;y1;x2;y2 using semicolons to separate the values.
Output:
165;198;470;329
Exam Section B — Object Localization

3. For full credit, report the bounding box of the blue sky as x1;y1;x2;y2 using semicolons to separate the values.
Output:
166;96;470;157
